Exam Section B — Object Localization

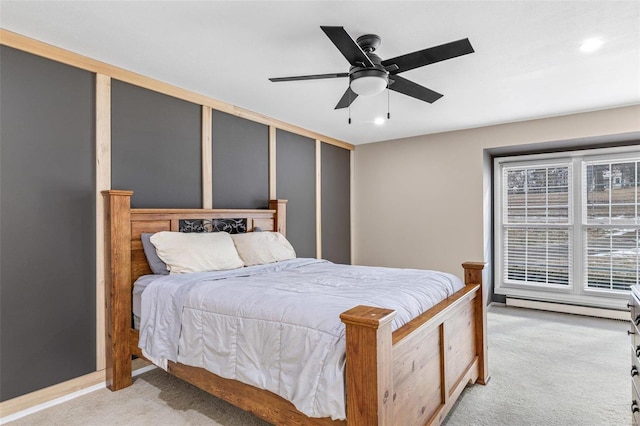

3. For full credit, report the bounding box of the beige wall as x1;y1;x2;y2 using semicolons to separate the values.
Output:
353;105;640;284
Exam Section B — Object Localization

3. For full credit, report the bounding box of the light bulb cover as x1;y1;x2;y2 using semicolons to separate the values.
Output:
350;69;388;96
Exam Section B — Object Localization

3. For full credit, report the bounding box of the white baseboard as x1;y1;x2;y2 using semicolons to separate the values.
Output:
0;380;105;425
0;360;155;424
132;363;157;377
506;297;629;321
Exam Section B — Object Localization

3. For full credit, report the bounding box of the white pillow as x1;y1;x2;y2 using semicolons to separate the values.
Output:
231;232;296;266
150;231;244;274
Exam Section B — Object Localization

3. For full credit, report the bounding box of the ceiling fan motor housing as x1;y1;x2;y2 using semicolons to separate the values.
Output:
356;34;382;53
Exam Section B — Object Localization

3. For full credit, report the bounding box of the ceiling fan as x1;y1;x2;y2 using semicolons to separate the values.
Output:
269;26;475;110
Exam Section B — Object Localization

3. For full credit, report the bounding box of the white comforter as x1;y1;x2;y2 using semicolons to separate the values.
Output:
137;258;464;420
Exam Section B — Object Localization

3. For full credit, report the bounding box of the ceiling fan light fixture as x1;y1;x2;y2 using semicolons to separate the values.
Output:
350;69;388;96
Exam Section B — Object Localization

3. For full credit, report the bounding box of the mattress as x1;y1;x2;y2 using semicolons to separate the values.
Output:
134;258;464;420
132;275;156;329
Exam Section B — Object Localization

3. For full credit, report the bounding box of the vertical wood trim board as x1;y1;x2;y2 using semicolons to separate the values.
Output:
202;106;213;208
269;126;277;200
350;149;355;265
315;140;322;259
95;73;111;371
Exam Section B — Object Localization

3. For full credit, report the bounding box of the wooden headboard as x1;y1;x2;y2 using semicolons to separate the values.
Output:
103;189;288;390
103;190;288;285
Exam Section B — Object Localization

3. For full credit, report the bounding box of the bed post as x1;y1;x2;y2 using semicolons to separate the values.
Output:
340;305;396;425
462;261;489;385
268;199;287;236
103;190;134;391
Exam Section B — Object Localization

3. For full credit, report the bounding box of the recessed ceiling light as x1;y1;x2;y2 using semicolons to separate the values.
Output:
374;117;385;125
579;37;604;53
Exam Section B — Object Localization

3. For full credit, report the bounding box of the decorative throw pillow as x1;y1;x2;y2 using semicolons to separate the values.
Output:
231;232;296;267
141;233;170;275
150;231;244;274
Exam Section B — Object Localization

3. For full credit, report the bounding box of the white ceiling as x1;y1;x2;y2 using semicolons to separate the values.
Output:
1;1;639;145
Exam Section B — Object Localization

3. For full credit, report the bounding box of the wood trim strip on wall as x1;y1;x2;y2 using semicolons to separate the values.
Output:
95;73;111;371
315;140;322;259
0;29;354;151
350;150;355;265
202;106;213;208
269;126;277;200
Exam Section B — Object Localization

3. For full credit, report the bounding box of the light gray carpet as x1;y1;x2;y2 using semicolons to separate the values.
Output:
442;305;628;426
7;305;629;425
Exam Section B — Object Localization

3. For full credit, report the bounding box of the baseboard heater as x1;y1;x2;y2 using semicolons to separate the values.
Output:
505;297;629;321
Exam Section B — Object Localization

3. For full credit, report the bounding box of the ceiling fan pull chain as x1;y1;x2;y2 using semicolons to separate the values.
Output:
387;86;391;120
348;89;352;124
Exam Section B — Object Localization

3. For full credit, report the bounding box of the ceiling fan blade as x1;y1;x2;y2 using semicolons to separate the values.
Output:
334;87;358;109
382;38;474;74
321;26;374;67
269;72;348;82
388;75;443;103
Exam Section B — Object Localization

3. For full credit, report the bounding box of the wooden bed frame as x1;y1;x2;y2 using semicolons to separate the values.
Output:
104;190;488;425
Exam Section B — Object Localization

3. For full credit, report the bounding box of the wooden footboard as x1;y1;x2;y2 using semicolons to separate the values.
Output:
342;262;487;425
104;190;488;425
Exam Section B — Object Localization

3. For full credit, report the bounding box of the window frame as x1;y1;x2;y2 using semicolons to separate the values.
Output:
494;145;639;310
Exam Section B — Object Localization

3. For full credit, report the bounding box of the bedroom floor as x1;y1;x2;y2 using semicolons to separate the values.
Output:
5;305;628;426
442;304;627;426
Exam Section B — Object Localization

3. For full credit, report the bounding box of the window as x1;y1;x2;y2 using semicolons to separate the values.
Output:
584;159;639;292
495;147;639;309
503;163;572;287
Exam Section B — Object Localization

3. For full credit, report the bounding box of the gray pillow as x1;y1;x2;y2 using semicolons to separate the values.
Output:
141;233;169;275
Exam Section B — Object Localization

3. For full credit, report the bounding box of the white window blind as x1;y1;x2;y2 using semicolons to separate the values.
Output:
502;164;572;286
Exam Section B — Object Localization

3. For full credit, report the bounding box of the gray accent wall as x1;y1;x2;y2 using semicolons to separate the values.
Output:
111;80;201;208
276;130;316;258
321;143;351;264
0;42;352;403
0;46;96;401
212;111;269;209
